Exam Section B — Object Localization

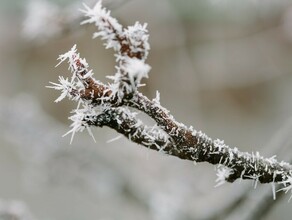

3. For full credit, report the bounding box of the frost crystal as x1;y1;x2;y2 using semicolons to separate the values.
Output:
278;175;292;202
215;166;233;187
63;104;97;144
80;1;151;100
81;1;123;51
56;44;78;67
48;45;94;105
153;90;161;104
124;22;150;60
49;44;102;143
123;57;151;87
47;76;72;103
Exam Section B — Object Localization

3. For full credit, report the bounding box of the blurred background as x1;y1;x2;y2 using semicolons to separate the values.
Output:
1;0;292;219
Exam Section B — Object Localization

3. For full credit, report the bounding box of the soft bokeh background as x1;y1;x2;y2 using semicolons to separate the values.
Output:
1;0;292;219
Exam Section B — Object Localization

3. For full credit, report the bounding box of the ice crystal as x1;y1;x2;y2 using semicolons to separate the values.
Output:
49;44;102;143
215;165;234;187
278;175;292;202
63;103;98;144
47;76;73;103
48;44;94;105
56;44;78;67
271;182;276;200
106;135;122;143
124;22;150;60
122;57;151;88
80;1;151;101
81;1;123;52
153;91;161;104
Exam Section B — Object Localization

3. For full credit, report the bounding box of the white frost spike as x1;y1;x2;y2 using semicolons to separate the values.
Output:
56;44;77;67
153;90;160;104
81;2;103;24
62;105;98;144
86;126;96;143
123;57;151;87
62;113;84;144
253;176;259;189
107;135;122;143
215;166;233;187
46;76;72;102
81;1;123;52
81;69;94;79
124;22;150;60
271;182;276;200
277;175;292;202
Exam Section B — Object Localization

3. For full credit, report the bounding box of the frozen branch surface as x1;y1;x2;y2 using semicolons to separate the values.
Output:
49;0;292;199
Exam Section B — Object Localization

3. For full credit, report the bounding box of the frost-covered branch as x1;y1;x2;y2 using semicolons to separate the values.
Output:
86;107;173;152
49;0;292;199
81;1;150;100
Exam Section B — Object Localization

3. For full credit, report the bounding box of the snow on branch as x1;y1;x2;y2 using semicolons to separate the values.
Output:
49;0;292;200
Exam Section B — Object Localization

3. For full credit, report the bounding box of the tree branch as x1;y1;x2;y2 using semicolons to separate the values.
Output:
90;87;292;184
48;0;292;199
